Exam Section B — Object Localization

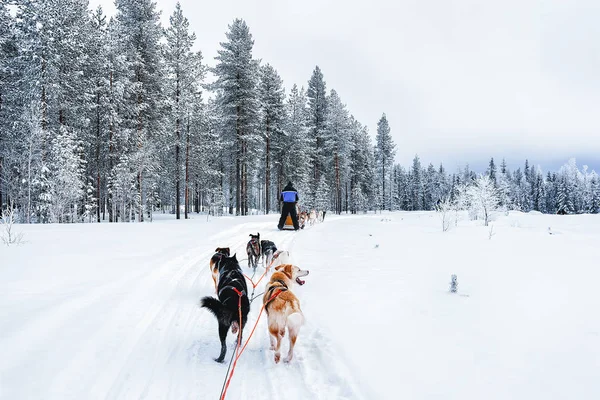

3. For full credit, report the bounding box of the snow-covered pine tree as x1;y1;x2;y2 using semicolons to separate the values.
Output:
409;155;423;210
281;84;311;209
306;66;328;196
589;172;600;214
349;118;374;214
164;3;205;219
423;163;437;210
258;64;285;214
487;157;497;186
213;19;260;216
324;90;351;214
114;0;166;222
375;113;395;211
531;166;545;212
544;172;556;214
497;164;512;211
315;175;331;214
0;2;16;210
88;6;111;222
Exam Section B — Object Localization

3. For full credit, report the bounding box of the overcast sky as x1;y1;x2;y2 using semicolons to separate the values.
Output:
90;0;600;173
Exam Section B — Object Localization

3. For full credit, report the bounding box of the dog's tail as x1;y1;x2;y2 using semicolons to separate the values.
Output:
200;296;233;323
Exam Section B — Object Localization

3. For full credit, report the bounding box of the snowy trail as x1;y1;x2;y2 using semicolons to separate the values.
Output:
4;212;600;399
0;216;366;399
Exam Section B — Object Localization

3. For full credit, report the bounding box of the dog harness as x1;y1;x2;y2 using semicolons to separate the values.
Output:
264;279;289;312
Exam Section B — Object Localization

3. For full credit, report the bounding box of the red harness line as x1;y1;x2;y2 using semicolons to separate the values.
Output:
242;254;278;290
219;287;284;400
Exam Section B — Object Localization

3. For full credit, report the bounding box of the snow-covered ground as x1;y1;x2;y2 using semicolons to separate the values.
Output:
1;211;599;399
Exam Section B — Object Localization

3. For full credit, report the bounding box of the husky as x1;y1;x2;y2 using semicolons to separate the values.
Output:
260;239;277;269
263;264;309;364
308;210;317;226
209;247;230;293
246;233;261;270
201;254;250;363
269;250;291;270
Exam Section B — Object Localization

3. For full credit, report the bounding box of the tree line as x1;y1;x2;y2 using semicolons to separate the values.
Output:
0;1;597;223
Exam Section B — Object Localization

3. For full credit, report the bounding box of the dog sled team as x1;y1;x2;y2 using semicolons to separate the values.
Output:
202;233;309;364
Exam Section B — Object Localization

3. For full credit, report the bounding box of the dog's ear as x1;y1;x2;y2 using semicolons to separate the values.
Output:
232;253;237;261
274;264;284;271
224;247;230;255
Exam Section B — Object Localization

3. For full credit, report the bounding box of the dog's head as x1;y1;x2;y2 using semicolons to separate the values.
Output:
219;253;241;273
274;264;309;286
215;247;230;256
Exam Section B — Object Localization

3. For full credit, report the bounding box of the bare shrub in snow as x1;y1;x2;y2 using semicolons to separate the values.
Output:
1;204;24;246
488;224;496;240
436;196;453;232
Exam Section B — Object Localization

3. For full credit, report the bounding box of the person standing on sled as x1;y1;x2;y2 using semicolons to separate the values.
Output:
278;181;300;230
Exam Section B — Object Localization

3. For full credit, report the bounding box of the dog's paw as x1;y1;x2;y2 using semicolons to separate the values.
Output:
274;353;281;364
283;356;293;363
214;357;225;363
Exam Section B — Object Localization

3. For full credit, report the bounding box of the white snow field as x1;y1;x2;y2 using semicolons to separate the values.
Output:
1;211;599;400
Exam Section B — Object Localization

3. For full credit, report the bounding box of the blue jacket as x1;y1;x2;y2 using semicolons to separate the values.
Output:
280;183;299;203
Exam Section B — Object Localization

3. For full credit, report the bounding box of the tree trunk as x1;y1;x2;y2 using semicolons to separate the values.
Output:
185;115;190;219
175;74;180;220
108;71;114;223
96;91;101;223
137;69;144;223
41;57;48;161
382;157;386;211
0;91;3;208
265;118;270;214
236;105;241;216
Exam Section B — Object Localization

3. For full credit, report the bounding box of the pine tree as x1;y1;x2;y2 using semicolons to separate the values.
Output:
324;90;351;214
258;64;285;213
487;157;497;186
115;0;166;222
281;84;311;208
375;113;395;211
0;3;16;209
213;19;260;216
306;66;328;193
410;155;423;210
589;173;600;214
315;175;331;213
164;2;204;219
349;118;374;213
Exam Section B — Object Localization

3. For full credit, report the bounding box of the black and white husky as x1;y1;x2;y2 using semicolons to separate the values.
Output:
246;233;261;270
200;254;250;363
260;240;277;269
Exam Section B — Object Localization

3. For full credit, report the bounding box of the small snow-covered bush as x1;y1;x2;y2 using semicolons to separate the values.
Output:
436;196;453;232
1;204;24;246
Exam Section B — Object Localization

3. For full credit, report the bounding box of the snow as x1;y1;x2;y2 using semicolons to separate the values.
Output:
1;211;599;399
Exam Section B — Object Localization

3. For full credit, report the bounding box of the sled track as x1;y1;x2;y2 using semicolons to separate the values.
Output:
4;220;365;400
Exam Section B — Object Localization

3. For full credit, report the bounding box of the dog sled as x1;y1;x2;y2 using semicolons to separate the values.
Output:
282;214;296;230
